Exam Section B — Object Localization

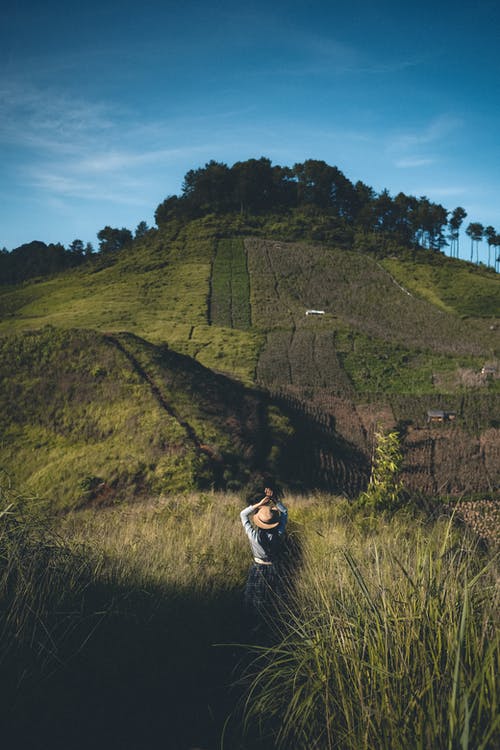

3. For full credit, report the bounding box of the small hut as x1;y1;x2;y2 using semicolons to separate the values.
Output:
427;409;457;424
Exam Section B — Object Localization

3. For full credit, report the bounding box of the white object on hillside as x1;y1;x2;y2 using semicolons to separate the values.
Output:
306;309;325;315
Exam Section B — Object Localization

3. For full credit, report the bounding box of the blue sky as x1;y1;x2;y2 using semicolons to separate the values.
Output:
1;0;499;265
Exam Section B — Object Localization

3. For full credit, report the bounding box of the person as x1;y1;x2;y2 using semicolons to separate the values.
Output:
240;484;288;622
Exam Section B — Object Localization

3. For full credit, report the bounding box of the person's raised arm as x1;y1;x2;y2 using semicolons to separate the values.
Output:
275;499;288;533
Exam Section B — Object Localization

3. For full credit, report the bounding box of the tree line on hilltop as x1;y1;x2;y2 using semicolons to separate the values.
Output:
1;157;499;285
156;158;500;266
0;223;149;285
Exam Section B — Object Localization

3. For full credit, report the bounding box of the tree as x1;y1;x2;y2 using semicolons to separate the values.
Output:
393;192;419;244
271;164;297;209
372;189;396;232
494;234;500;273
97;226;133;253
413;198;448;250
293;160;354;216
155;195;186;226
134;221;150;239
68;239;85;256
182;160;233;214
448;207;467;259
465;222;484;263
351;181;376;230
232;157;274;214
484;225;496;267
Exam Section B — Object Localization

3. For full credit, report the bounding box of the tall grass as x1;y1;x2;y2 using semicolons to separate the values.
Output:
0;476;104;710
1;489;498;749
242;504;499;749
0;490;253;749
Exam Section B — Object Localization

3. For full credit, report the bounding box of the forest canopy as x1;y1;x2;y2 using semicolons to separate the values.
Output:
156;157;461;251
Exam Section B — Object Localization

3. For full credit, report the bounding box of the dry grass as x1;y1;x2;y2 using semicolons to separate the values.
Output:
1;488;499;748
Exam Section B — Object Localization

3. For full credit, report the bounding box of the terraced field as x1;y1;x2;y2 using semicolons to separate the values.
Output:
245;238;499;494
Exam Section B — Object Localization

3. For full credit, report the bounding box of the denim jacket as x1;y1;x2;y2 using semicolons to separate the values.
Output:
240;501;288;561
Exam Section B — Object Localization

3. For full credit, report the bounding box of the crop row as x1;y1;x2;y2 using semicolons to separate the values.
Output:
209;239;251;329
256;328;354;393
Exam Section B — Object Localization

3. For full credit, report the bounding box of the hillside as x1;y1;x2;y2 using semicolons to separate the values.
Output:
1;217;499;503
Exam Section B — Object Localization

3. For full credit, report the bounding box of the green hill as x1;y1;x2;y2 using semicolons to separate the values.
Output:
1;216;499;504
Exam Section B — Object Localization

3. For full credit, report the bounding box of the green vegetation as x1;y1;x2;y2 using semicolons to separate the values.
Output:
210;239;251;328
0;327;297;508
334;330;495;395
1;160;499;749
0;222;263;383
1;488;498;749
382;255;500;317
244;499;499;750
359;428;404;510
0;217;498;502
0;328;203;505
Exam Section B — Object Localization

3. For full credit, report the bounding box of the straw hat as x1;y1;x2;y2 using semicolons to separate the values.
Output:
253;504;280;529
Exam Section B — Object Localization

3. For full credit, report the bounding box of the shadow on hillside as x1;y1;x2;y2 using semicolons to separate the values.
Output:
271;394;370;498
1;578;278;750
108;332;371;498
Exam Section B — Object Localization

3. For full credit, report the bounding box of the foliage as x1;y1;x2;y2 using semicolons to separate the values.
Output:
382;255;500;317
0;240;88;285
210;239;251;328
359;428;404;510
154;158;454;254
0;327;312;506
0;473;102;710
97;225;133;253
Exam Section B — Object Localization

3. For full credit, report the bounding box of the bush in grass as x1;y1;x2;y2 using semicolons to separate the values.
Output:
359;428;404;511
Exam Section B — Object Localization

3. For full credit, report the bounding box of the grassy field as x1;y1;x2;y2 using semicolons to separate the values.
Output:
0;220;499;502
1;487;498;749
0;222;262;383
381;255;500;317
0;327;303;507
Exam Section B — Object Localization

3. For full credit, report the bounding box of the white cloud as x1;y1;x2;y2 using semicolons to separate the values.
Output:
0;80;226;205
390;115;462;152
386;114;463;171
395;157;434;168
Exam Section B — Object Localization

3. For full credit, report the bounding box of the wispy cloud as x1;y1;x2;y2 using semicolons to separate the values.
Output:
0;80;228;205
387;115;462;170
390;115;462;151
395;157;434;168
0;82;114;152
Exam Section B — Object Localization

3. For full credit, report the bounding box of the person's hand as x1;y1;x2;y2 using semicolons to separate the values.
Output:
253;497;270;509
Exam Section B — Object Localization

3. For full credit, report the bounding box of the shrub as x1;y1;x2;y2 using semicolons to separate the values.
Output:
359;428;404;510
